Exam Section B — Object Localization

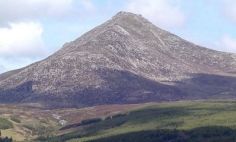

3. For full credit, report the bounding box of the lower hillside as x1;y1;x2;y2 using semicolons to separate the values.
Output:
2;101;236;142
44;101;236;142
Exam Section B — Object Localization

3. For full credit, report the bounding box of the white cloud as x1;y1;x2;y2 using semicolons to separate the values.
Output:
222;0;236;23
0;0;74;24
0;0;98;24
125;0;186;28
0;0;97;73
0;22;47;58
214;35;236;53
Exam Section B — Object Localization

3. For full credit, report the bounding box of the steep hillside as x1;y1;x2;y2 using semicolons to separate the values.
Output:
0;12;235;107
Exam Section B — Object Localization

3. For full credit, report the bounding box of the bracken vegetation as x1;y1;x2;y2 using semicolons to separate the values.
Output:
0;118;13;130
41;101;236;142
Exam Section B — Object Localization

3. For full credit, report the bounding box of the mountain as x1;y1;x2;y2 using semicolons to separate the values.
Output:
0;11;236;108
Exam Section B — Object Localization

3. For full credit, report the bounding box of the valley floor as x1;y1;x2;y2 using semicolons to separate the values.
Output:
1;100;236;142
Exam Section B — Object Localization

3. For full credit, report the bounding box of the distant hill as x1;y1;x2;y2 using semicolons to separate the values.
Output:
0;11;235;107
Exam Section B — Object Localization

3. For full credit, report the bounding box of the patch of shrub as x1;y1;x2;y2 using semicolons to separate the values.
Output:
0;118;13;130
10;116;21;123
81;118;102;125
105;113;128;120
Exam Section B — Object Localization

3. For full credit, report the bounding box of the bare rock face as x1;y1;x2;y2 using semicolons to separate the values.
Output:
0;12;236;107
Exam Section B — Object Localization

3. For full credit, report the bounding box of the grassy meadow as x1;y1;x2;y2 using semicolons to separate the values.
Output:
49;101;236;142
2;101;236;142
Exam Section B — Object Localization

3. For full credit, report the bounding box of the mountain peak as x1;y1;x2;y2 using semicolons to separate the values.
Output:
111;11;144;22
113;11;141;17
0;11;236;108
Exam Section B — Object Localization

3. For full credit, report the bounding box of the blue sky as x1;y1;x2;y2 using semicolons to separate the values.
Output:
0;0;236;73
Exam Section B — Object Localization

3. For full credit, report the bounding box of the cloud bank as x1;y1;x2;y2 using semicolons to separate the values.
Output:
0;22;47;58
0;0;82;72
0;0;73;24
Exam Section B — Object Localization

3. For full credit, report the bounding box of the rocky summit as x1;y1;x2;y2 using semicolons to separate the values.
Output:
0;12;236;108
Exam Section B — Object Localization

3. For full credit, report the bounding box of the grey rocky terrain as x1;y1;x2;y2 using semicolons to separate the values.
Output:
0;11;236;107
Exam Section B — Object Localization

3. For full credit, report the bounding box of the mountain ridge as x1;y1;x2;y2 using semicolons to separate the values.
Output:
0;11;236;107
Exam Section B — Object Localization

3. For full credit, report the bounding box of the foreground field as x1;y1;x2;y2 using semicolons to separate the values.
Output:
1;101;236;142
45;100;236;142
0;104;139;141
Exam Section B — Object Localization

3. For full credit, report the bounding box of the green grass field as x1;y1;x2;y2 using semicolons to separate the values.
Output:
2;101;236;142
44;100;236;142
0;117;13;129
0;104;60;142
